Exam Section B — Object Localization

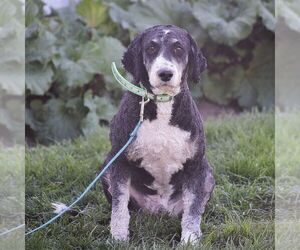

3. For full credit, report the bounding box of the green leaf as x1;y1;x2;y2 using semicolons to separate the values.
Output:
0;92;24;145
0;62;24;95
27;98;86;144
53;55;94;87
76;0;108;28
53;37;124;87
44;98;85;142
0;1;24;96
84;91;116;121
109;0;206;43
202;66;244;105
258;0;276;31
91;37;125;85
193;0;257;46
26;29;56;63
0;1;16;26
25;0;39;27
0;0;24;144
81;90;116;135
202;41;274;109
25;99;44;131
239;41;274;108
0;101;23;132
276;21;300;108
25;107;37;131
276;0;300;32
25;63;53;95
235;80;257;108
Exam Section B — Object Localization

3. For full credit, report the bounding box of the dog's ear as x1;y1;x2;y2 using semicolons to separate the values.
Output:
122;33;146;84
187;35;207;83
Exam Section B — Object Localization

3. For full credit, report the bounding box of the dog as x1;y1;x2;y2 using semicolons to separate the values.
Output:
101;24;215;244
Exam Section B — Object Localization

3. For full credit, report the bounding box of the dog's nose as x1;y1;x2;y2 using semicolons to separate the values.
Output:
158;70;173;82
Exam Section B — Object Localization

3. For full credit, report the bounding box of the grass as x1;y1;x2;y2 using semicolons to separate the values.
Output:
275;111;300;250
25;112;274;249
0;146;25;250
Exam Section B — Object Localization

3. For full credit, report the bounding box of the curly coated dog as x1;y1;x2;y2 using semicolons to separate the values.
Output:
101;24;215;244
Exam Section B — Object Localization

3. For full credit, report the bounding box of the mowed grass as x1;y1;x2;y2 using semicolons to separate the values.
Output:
0;146;25;250
275;111;300;250
25;112;274;250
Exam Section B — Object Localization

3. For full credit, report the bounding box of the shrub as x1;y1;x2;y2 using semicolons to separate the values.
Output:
25;0;276;144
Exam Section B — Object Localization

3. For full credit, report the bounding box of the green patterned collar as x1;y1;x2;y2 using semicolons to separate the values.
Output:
111;62;173;102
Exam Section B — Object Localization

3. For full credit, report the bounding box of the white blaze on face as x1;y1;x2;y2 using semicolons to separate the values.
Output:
148;54;183;95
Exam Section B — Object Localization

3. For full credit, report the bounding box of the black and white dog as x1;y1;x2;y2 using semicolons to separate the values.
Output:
101;25;215;243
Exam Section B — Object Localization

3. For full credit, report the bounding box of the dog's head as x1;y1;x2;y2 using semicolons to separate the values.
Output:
122;25;206;95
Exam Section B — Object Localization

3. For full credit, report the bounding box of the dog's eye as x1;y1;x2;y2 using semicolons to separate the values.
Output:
173;46;183;56
146;45;157;55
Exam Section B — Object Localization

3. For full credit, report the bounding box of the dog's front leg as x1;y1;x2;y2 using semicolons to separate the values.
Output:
110;165;131;241
181;157;215;244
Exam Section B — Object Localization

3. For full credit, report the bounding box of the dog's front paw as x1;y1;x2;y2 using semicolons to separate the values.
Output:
110;218;129;241
110;224;129;241
180;230;202;245
110;207;130;241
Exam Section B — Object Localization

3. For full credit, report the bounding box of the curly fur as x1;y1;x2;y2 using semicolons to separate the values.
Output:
101;25;215;244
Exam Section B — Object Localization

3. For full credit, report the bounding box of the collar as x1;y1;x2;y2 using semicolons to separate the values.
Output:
111;62;173;102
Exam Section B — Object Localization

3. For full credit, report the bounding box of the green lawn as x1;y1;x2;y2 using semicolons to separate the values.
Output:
0;147;25;250
275;111;300;250
25;112;274;249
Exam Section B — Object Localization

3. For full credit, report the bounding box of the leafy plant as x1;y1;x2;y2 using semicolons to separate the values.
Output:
193;0;258;46
25;0;124;144
109;0;206;42
77;0;117;34
25;0;277;144
109;0;275;109
0;0;24;145
276;0;300;32
276;0;300;108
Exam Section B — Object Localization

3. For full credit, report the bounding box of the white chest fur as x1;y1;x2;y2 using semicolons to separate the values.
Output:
127;101;196;186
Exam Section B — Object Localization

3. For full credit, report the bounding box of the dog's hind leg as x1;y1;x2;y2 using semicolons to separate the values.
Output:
180;157;215;244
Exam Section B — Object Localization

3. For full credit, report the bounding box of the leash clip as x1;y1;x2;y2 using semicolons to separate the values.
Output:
139;95;150;122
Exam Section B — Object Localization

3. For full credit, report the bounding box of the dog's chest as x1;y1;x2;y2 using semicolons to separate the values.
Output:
127;101;196;185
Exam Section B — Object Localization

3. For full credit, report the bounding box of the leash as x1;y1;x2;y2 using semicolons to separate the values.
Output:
25;117;143;236
0;224;25;237
1;62;172;237
0;117;143;237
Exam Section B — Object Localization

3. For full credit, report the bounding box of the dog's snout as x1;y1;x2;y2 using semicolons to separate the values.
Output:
158;70;173;82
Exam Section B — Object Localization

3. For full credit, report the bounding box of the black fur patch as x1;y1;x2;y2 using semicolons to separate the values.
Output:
101;25;213;216
129;159;157;195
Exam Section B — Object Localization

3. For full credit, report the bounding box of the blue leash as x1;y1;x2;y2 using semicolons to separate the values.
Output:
25;120;142;236
0;224;25;237
0;120;143;237
1;67;152;237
